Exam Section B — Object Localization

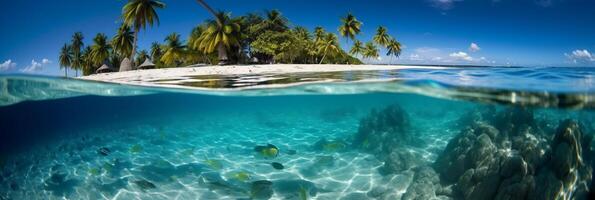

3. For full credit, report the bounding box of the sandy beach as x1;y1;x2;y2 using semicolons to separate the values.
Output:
78;64;446;88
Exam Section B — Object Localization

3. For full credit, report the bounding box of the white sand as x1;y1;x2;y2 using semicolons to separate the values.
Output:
78;64;446;87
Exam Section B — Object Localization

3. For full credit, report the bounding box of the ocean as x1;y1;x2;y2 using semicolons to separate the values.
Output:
0;66;593;200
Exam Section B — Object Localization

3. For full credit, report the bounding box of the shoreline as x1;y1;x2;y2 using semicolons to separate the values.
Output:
78;64;448;88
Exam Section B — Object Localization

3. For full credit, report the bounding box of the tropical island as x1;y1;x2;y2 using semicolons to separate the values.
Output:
58;0;403;79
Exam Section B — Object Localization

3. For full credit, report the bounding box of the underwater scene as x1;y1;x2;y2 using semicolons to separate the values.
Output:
0;68;594;200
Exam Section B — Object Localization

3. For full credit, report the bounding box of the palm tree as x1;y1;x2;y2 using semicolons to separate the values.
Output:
386;38;402;64
262;9;289;32
338;13;362;45
58;44;72;77
90;33;111;67
136;50;149;65
191;12;242;65
314;26;325;43
318;33;340;64
150;42;163;62
293;26;311;40
160;33;186;67
122;0;165;62
70;32;84;76
81;46;94;75
349;40;364;57
363;42;379;59
112;24;134;57
373;26;391;47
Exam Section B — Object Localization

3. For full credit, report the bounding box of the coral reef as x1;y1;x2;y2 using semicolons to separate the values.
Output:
433;107;593;200
353;104;411;156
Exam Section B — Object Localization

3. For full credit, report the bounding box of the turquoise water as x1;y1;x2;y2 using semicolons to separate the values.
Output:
0;66;594;200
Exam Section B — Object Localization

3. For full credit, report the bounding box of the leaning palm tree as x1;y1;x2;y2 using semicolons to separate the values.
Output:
112;24;134;58
338;13;362;45
386;38;402;64
58;44;73;77
373;26;391;47
349;40;365;57
90;33;111;67
122;0;165;61
363;42;379;59
191;12;242;64
81;46;94;75
70;32;84;76
318;33;340;64
160;33;186;67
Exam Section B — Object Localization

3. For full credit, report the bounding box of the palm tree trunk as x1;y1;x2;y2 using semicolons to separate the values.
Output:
319;49;329;64
217;43;228;65
65;68;68;77
196;0;220;25
130;28;139;64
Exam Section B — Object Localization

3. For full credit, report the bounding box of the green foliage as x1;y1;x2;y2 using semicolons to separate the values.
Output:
136;50;149;65
160;33;186;67
59;43;73;76
373;26;391;47
363;42;379;59
191;12;242;55
350;40;364;57
112;24;134;57
338;13;362;42
90;33;111;67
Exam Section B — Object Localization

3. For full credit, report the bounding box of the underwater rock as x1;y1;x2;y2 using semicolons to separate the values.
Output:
97;147;110;156
43;165;79;197
380;148;424;174
402;166;444;200
435;106;593;200
134;179;156;190
251;180;274;199
353;104;411;156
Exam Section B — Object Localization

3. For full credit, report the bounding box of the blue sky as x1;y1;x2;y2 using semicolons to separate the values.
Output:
1;0;594;76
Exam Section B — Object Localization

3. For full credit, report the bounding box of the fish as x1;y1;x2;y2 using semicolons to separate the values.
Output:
322;141;346;152
298;186;308;200
251;180;274;199
229;171;251;182
97;147;111;156
88;168;100;175
286;149;297;155
271;162;285;170
134;179;156;190
130;144;143;153
205;159;223;170
254;144;279;159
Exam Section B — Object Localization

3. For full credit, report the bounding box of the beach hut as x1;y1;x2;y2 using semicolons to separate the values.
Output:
95;64;113;73
119;58;133;72
138;58;156;70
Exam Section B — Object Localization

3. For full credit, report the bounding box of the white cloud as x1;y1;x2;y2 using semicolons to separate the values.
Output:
409;54;424;61
42;58;52;64
20;60;44;73
469;43;481;52
429;0;463;10
0;59;17;71
565;49;595;63
449;51;473;61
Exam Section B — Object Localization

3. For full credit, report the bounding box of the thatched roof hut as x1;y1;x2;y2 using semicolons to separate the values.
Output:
95;64;113;74
138;58;155;69
119;58;133;72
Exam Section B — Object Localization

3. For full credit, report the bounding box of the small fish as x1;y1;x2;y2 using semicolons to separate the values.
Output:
299;186;308;200
134;179;156;190
287;149;297;155
229;171;251;182
271;162;284;170
254;144;279;159
251;180;274;199
97;147;111;156
322;141;346;152
204;155;223;170
130;144;143;153
88;168;100;175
